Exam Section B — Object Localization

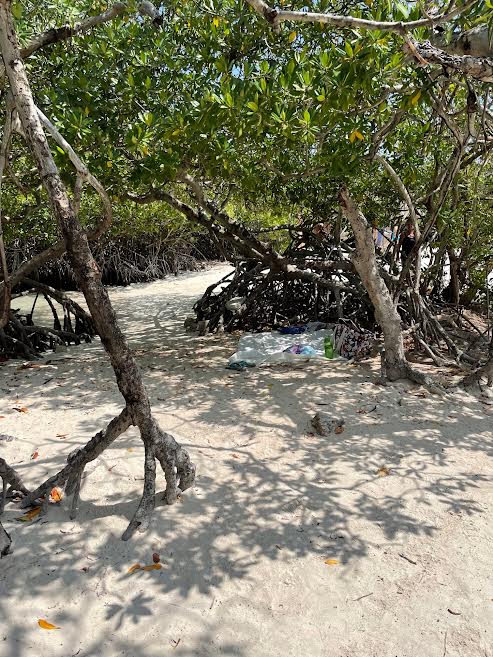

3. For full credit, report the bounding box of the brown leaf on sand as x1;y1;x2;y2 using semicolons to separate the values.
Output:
31;450;39;460
377;466;390;477
152;552;160;564
0;416;5;419
13;406;29;413
324;559;339;565
49;487;63;503
334;426;344;434
38;619;60;630
232;453;240;459
18;363;41;371
16;507;41;522
128;562;162;574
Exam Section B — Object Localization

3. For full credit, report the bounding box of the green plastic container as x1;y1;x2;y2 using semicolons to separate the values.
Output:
324;335;334;359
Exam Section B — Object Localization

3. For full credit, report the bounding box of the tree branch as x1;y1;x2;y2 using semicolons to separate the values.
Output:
37;107;112;240
0;100;13;329
406;40;493;83
246;0;475;34
20;2;162;59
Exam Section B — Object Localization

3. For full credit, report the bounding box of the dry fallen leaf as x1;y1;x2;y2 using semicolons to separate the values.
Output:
49;487;63;503
31;450;39;460
232;453;240;459
13;406;29;413
0;416;5;419
38;619;60;630
127;447;133;452
142;563;162;571
18;363;41;370
324;559;339;565
127;563;142;574
56;433;67;438
335;426;344;434
377;466;390;477
152;552;160;564
16;506;41;522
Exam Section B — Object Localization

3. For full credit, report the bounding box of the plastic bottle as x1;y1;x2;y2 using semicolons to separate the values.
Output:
324;335;334;359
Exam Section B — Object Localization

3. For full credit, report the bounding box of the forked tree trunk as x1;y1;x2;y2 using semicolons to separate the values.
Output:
339;187;440;389
0;1;195;540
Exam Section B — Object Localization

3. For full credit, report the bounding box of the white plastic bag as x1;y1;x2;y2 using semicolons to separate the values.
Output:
228;329;339;365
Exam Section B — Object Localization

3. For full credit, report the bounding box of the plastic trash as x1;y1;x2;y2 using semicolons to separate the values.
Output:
324;335;334;359
228;329;339;366
278;326;307;335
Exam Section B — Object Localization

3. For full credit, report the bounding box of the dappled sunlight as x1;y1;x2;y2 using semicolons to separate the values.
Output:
1;266;492;657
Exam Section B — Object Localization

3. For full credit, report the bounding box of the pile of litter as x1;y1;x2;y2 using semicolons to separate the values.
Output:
227;322;375;368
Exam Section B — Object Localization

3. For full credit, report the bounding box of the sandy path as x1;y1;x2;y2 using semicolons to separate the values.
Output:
0;264;492;657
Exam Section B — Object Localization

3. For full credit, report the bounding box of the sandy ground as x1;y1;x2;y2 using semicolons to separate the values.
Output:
0;264;492;657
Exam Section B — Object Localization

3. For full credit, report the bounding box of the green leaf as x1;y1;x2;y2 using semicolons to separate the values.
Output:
11;1;22;19
395;2;409;19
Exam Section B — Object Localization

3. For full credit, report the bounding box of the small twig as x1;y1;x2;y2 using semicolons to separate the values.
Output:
353;592;374;602
443;629;448;657
399;553;417;565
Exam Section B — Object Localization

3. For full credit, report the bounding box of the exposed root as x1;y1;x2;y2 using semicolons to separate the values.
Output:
0;457;30;510
383;355;445;394
0;457;30;557
122;420;196;540
21;408;132;508
460;356;493;388
0;520;11;557
20;408;196;542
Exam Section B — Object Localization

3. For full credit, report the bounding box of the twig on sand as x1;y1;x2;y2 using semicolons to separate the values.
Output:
399;552;417;565
443;629;448;657
352;592;374;602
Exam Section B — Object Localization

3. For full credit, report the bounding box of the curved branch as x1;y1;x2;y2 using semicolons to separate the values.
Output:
406;40;493;83
37;108;112;240
246;0;475;34
20;2;162;59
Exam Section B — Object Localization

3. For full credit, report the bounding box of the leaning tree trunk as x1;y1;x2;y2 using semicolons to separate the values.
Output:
0;1;195;540
339;187;440;389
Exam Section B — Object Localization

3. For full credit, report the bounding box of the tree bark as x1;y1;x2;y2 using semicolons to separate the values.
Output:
0;1;195;539
338;187;406;380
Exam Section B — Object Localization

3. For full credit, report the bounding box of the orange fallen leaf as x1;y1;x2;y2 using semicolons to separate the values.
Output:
13;407;29;413
324;559;339;565
49;487;63;503
31;451;39;460
127;563;142;574
16;506;41;522
335;426;344;434
38;619;60;630
0;416;5;419
142;563;162;571
377;466;390;477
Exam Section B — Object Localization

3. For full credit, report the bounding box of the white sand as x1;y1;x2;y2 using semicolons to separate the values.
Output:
1;264;492;657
